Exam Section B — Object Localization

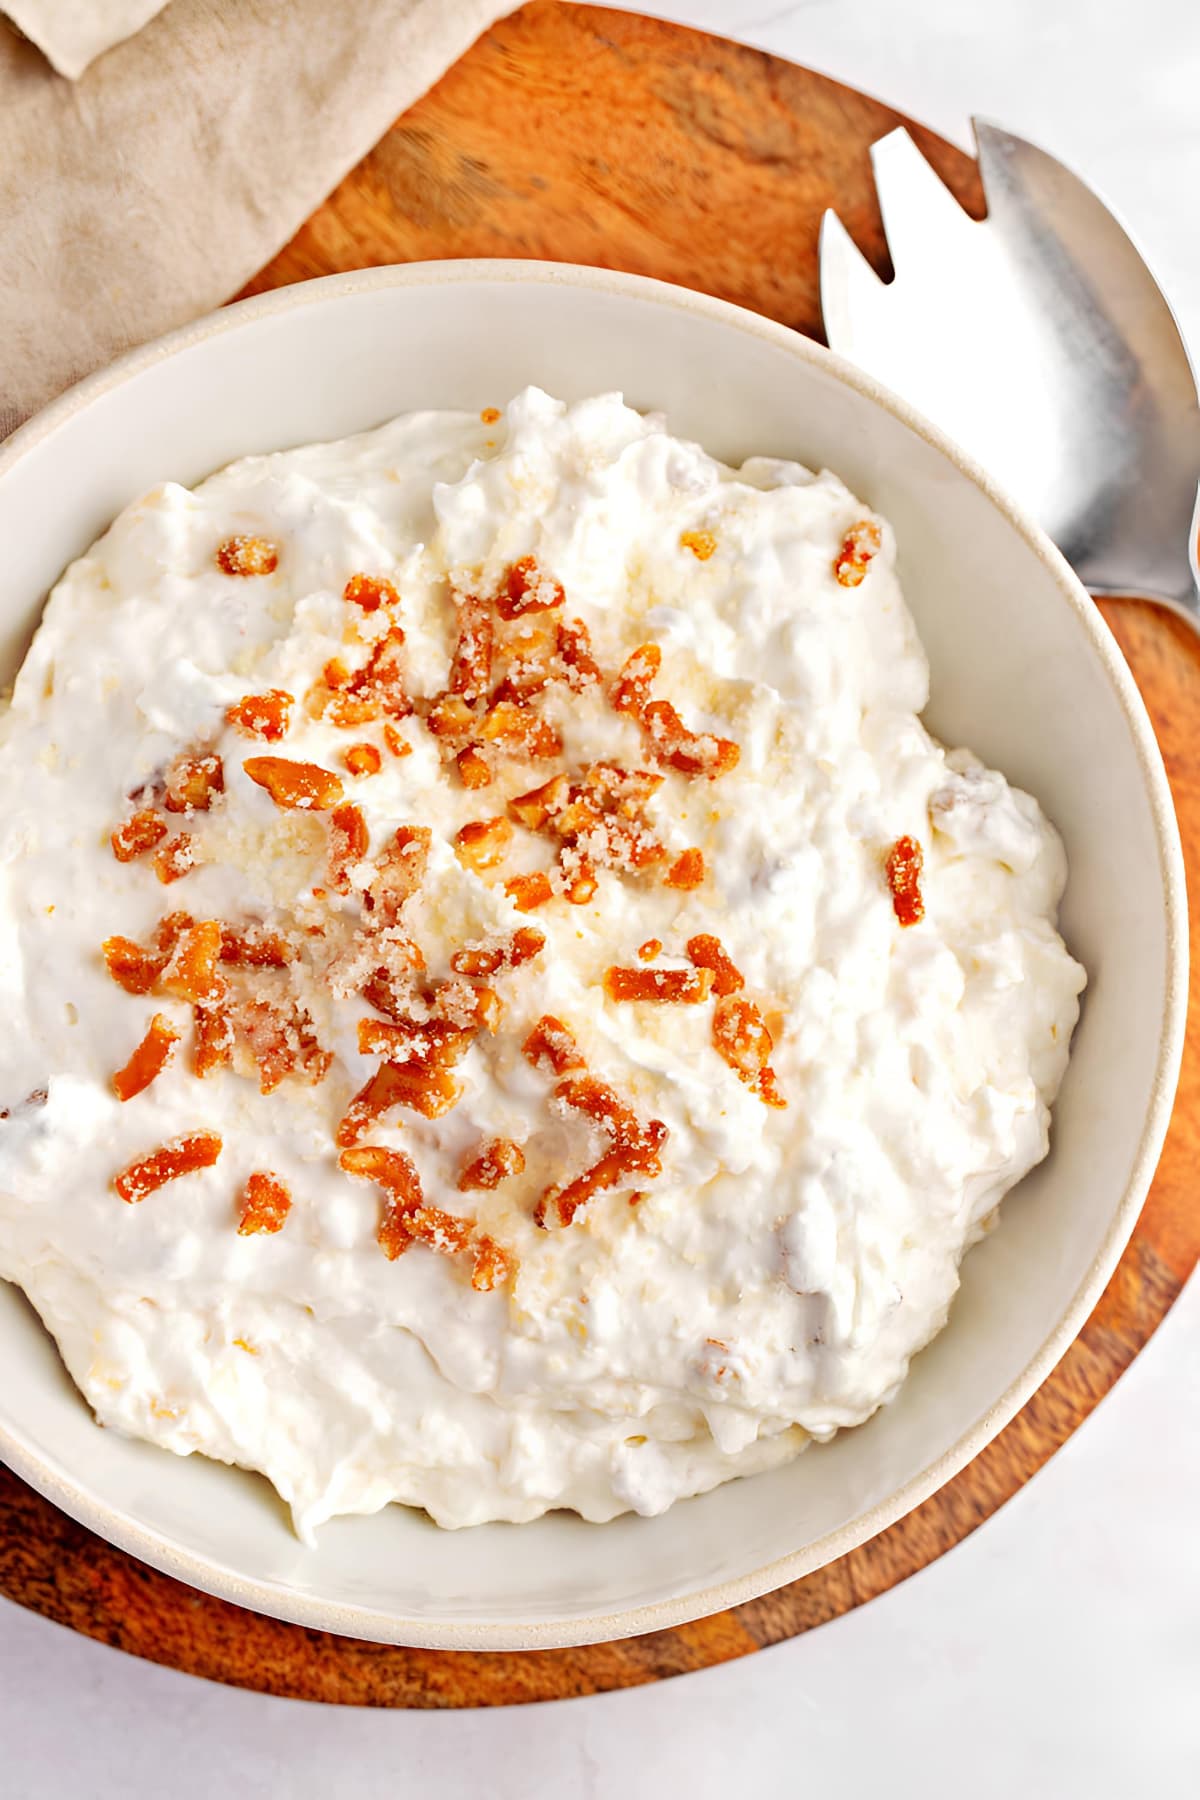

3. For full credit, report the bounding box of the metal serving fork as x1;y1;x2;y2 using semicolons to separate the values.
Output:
819;122;1200;626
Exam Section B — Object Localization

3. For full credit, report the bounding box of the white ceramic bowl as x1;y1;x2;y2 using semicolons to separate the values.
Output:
0;263;1186;1650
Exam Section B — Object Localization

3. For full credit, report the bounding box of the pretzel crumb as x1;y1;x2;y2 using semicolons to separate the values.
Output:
216;536;278;578
505;870;554;911
522;1014;586;1076
455;816;513;872
225;690;293;742
451;926;544;979
664;848;705;890
497;555;565;621
114;1131;222;1202
243;756;344;812
111;809;168;863
153;833;196;884
611;643;661;719
834;519;882;588
686;933;744;997
112;1013;179;1102
712;994;786;1107
886;835;924;927
456;745;493;789
237;1170;292;1236
164;752;224;814
459;1137;525;1191
604;966;713;1004
343;742;382;778
680;529;717;560
344;573;399;613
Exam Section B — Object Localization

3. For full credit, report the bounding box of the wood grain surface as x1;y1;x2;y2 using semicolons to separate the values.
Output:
2;1;1196;1706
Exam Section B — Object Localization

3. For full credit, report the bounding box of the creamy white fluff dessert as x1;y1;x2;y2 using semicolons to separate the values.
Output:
0;388;1085;1537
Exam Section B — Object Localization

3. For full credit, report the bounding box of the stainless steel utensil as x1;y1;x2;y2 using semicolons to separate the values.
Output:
820;122;1200;624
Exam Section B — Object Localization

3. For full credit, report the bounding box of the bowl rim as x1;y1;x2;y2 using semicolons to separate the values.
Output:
0;258;1188;1651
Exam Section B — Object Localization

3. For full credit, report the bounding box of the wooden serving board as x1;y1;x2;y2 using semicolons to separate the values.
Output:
2;1;1196;1706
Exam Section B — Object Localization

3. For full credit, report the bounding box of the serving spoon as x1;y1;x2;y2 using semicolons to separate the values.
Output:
819;121;1200;627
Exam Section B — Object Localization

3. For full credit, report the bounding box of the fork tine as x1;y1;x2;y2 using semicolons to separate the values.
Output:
818;208;887;350
869;128;975;275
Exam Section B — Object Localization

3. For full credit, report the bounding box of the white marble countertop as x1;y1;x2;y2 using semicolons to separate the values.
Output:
3;2;1198;1793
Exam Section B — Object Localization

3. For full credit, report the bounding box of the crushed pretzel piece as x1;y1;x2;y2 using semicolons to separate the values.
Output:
343;742;382;778
522;1015;586;1076
456;745;493;789
111;808;168;863
383;722;411;758
364;825;430;928
450;926;544;979
711;994;786;1107
344;573;399;613
339;1145;423;1259
154;833;196;884
225;689;294;742
523;1021;669;1228
114;1131;222;1202
455;816;513;872
496;555;565;621
337;1061;460;1144
686;933;744;996
664;847;705;890
642;700;740;779
504;870;554;911
459;1137;525;1191
343;1142;514;1282
243;755;344;812
164;752;224;814
555;617;601;688
313;628;412;726
557;852;598;904
426;694;476;739
476;700;562;759
509;773;570;831
886;834;925;928
237;1170;292;1236
193;1001;234;1077
218;925;292;967
216;536;278;578
638;938;662;960
491;614;557;705
328;802;369;895
834;518;882;588
680;529;717;560
103;934;162;995
611;642;662;719
160;918;225;1004
470;1235;513;1291
712;995;773;1075
554;1073;644;1144
603;965;713;1004
536;1122;668;1230
535;1150;636;1229
112;1013;180;1102
356;1016;472;1066
447;592;495;704
751;1065;788;1109
238;994;332;1095
339;1144;422;1196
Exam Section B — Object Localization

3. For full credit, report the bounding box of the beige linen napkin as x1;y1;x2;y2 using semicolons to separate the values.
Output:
3;1;173;78
0;0;511;437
